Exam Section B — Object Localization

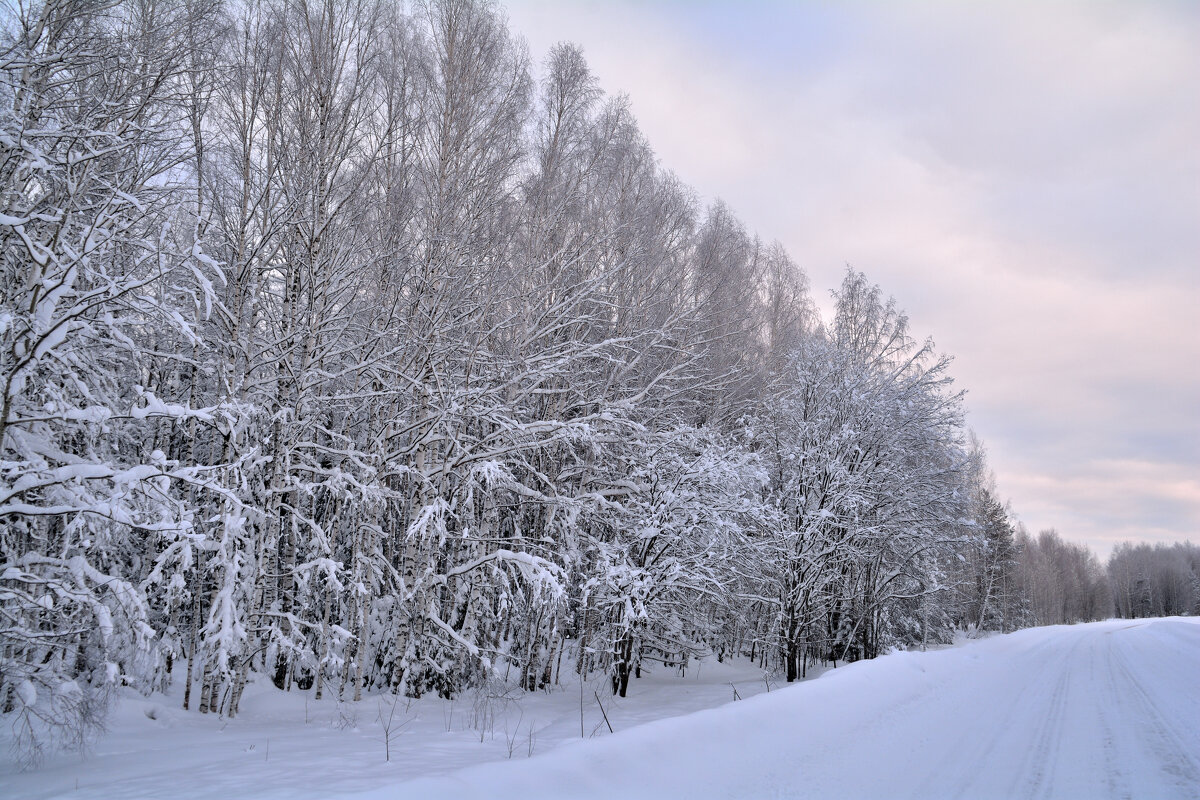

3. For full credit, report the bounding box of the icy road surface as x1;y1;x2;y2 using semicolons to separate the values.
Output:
390;618;1200;799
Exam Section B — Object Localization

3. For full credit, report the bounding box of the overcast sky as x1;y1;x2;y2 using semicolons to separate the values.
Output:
504;0;1199;556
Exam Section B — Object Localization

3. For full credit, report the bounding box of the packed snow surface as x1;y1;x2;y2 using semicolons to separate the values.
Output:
5;618;1198;799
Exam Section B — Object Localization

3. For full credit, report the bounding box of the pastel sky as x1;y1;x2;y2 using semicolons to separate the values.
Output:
503;0;1200;557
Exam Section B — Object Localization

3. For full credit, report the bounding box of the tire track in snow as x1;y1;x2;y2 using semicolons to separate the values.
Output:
1110;633;1200;792
905;633;1057;800
1017;635;1077;800
916;683;1027;800
1098;639;1133;800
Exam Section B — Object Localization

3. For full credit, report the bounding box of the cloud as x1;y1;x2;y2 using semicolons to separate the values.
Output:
1002;458;1200;555
504;0;1200;553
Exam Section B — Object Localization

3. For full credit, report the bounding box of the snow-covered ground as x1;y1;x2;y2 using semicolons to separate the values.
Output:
5;618;1198;799
1;648;804;799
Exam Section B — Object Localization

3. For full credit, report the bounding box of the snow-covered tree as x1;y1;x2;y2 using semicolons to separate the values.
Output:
0;0;226;759
1;0;1013;762
753;271;967;677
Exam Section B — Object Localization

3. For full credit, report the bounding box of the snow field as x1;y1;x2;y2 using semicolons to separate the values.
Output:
1;649;805;799
4;618;1197;799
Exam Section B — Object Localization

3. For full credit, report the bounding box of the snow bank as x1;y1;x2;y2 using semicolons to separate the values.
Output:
384;618;1200;800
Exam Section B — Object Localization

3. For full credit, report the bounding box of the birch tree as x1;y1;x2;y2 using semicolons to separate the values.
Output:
0;0;225;758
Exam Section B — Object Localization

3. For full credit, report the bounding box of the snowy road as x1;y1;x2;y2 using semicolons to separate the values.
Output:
387;618;1200;799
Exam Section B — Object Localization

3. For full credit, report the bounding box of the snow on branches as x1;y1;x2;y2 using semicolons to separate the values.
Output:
1;0;1000;764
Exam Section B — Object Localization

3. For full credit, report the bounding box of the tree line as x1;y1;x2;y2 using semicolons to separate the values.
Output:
0;0;1193;762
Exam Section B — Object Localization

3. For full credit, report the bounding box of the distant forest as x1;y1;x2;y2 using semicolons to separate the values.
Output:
2;0;1196;762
